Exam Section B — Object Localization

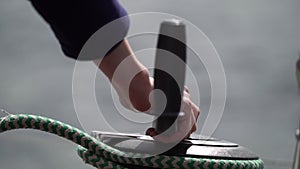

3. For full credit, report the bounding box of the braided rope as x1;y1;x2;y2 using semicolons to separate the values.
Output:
0;114;264;169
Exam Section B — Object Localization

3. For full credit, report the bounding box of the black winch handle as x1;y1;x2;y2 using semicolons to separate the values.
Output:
153;19;187;135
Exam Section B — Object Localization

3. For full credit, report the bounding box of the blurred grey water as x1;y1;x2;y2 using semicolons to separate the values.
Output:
0;0;300;169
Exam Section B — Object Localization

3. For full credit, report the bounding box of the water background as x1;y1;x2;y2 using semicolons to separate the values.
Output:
0;0;300;168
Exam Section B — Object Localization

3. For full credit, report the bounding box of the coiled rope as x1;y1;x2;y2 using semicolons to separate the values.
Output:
0;114;264;169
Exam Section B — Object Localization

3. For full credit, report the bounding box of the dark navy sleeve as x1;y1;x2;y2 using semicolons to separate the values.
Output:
29;0;129;60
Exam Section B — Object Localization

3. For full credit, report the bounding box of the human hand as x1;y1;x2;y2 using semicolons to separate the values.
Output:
145;84;200;143
116;70;200;143
96;40;199;142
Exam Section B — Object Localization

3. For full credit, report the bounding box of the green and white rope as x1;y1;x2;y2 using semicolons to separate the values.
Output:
0;114;264;169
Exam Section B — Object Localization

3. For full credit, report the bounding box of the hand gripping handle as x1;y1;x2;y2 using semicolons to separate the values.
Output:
153;19;187;135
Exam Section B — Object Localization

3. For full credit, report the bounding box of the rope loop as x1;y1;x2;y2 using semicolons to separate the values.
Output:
0;114;264;169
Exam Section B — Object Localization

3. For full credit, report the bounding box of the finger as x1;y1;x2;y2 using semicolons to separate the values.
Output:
146;109;192;143
184;86;190;93
183;90;191;99
190;109;198;134
181;96;191;113
188;101;199;134
179;98;200;135
182;92;199;120
147;94;200;143
191;101;200;120
191;124;197;133
146;127;158;136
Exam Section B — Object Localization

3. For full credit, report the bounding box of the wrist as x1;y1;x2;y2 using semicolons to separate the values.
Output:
95;39;153;112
